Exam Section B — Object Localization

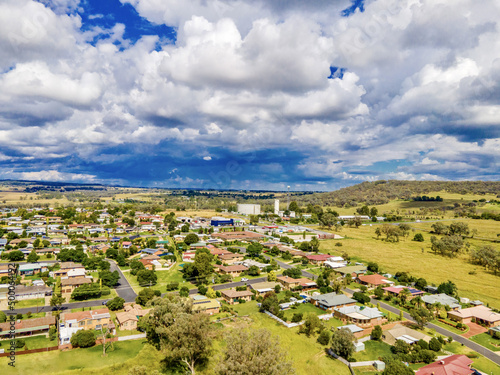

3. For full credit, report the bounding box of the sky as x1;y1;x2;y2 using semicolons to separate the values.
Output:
0;0;499;191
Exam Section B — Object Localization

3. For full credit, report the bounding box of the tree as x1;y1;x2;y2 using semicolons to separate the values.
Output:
330;328;356;359
353;292;370;304
282;267;302;279
106;297;125;311
70;330;96;348
27;249;39;263
437;280;458;297
410;307;432;329
7;250;24;261
371;325;382;340
370;207;378;218
301;313;322;337
431;235;464;257
179;286;190;297
317;330;331;346
0;311;7;323
398;288;411;305
249;215;259;225
130;259;146;276
247;265;260;276
367;262;379;273
246;243;263;258
206;287;216;299
431;222;449;235
429;337;442;352
415;278;427;291
162;313;213;374
449;222;470;237
99;270;120;287
319;213;337;228
50;293;65;311
137;270;158;286
136;288;157;306
216;328;295;375
413;233;424;242
382;359;414;375
267;270;277;282
184;233;200;245
374;286;384;299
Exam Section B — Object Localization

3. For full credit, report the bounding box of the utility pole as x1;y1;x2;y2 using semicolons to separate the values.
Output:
287;186;290;210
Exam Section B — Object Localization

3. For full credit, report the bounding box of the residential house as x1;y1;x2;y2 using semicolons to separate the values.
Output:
240;259;270;270
182;251;196;262
356;274;394;288
415;354;474;375
277;276;317;291
448;305;500;327
18;263;50;276
304;254;331;265
61;277;93;294
421;294;461;310
10;285;52;300
220;289;253;304
53;262;86;278
216;265;248;277
334;265;368;278
383;323;431;345
140;248;163;256
211;231;265;241
0;316;56;339
248;281;279;295
115;304;151;331
311;292;357;312
59;308;114;345
383;285;424;299
333;305;386;328
218;252;245;265
191;295;221;315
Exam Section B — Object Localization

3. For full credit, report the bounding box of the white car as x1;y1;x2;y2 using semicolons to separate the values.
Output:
241;278;249;282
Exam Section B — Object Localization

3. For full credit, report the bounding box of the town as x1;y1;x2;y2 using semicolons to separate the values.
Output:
1;181;500;375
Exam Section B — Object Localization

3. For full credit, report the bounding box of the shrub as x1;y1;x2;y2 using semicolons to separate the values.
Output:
71;330;96;348
317;330;331;346
15;339;25;348
291;313;303;323
429;337;442;352
371;325;382;341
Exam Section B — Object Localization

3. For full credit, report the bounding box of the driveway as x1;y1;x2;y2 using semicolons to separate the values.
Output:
463;322;488;339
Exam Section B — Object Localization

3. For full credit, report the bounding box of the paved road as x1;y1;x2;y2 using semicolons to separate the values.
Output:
4;299;109;315
107;259;137;302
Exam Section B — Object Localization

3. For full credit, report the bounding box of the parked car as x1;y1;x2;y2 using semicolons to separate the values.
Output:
241;277;249;282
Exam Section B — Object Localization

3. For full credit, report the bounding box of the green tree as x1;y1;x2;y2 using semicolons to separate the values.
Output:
27;249;39;263
137;270;158;286
437;280;458;297
330;328;356;359
317;330;331;346
431;222;448;235
449;222;470;236
382;359;414;375
184;233;200;245
429;337;442;352
413;233;424;242
71;330;96;348
371;325;382;340
0;311;7;323
136;288;157;306
301;313;322;337
410;307;432;329
430;235;464;257
99;270;120;287
216;328;295;375
267;270;277;282
179;286;190;297
206;287;216;299
106;297;125;311
353;292;370;304
163;313;213;374
415;278;427;291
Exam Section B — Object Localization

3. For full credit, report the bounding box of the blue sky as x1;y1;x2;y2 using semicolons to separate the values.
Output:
0;0;499;190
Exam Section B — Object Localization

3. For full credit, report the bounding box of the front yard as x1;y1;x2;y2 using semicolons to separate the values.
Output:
469;332;500;352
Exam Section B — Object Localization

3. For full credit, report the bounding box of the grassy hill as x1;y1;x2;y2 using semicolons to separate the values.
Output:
297;180;500;207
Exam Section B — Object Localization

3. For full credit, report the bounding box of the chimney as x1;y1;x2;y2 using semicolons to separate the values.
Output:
439;360;445;364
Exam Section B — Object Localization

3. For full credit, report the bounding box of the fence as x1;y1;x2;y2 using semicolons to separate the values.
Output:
263;311;304;328
0;346;58;357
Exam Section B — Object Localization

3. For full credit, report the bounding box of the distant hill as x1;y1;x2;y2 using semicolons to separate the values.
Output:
297;180;500;207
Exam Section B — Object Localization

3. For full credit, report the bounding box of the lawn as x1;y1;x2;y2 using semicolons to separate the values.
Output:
14;298;46;309
122;264;196;294
469;332;500;352
0;339;149;375
319;219;500;309
281;302;326;322
1;334;58;350
431;318;469;335
352;340;393;362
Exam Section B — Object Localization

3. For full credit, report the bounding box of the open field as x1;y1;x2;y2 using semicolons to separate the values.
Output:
319;220;500;309
0;340;149;375
122;264;195;294
469;333;500;352
0;190;72;206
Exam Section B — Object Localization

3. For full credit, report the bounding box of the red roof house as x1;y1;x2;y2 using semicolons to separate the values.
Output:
415;354;474;375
